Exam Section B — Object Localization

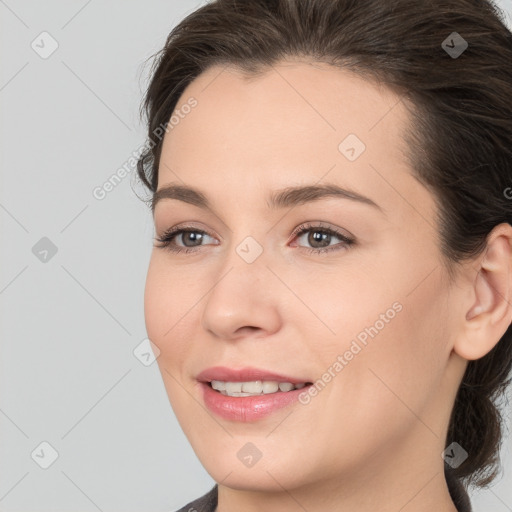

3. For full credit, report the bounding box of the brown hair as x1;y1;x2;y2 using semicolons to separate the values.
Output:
136;0;512;496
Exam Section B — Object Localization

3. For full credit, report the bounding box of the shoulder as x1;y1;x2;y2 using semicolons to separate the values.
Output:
172;484;218;512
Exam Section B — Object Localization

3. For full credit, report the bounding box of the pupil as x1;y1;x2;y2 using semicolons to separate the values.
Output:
309;231;330;248
183;232;203;247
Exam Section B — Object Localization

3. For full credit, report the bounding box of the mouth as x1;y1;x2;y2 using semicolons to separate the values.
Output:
199;380;314;422
206;379;313;397
196;365;312;387
196;366;315;421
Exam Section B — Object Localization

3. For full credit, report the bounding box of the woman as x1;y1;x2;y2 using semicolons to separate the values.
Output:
136;0;512;510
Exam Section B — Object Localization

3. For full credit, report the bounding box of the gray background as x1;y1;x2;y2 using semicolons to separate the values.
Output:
1;1;511;511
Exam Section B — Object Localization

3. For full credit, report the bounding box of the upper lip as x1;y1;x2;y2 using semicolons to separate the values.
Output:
196;366;311;384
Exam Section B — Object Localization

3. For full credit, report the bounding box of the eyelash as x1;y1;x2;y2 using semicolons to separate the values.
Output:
154;222;355;255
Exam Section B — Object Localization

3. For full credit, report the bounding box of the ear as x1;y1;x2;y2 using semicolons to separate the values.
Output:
453;222;512;361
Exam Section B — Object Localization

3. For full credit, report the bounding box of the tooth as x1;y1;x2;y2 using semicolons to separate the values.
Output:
241;380;263;393
211;380;308;396
211;380;226;391
262;381;279;393
225;382;243;393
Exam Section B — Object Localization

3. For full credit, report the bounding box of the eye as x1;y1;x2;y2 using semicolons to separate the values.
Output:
290;222;355;254
154;225;218;254
154;221;355;255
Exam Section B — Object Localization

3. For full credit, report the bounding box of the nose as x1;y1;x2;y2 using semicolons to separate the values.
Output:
200;248;282;341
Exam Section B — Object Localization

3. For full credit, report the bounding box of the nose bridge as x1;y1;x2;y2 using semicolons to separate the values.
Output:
200;232;281;339
215;217;269;278
208;232;270;306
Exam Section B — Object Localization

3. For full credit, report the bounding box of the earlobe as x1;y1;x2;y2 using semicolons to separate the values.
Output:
455;224;512;361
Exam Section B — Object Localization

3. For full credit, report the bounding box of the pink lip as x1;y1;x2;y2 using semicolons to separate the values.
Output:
199;382;312;422
196;366;309;384
196;366;313;422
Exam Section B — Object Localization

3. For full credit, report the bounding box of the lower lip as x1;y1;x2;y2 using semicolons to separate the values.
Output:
199;382;311;422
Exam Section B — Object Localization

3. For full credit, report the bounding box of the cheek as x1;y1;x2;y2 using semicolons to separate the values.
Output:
302;305;444;473
144;255;196;364
283;257;400;352
304;262;449;439
342;279;448;429
144;258;169;341
144;258;201;427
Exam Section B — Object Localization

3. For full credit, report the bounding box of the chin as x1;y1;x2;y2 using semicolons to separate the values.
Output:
196;439;314;492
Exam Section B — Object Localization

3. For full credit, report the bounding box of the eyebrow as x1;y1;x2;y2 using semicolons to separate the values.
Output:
151;182;385;215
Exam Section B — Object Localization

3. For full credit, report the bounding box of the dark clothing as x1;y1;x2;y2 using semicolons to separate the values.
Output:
175;471;472;512
446;469;473;512
175;484;217;512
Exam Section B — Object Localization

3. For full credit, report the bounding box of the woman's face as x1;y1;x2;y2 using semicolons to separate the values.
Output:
145;60;467;493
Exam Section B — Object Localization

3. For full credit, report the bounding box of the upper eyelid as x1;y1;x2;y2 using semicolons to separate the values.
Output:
159;222;349;244
160;222;342;235
158;223;220;239
292;221;342;234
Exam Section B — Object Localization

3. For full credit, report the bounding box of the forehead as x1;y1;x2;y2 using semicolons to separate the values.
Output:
160;60;410;174
157;60;433;224
164;60;409;148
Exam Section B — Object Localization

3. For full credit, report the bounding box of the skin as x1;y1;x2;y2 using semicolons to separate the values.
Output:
144;60;512;512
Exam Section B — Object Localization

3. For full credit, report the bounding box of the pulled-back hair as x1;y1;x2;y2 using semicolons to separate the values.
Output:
136;0;512;501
